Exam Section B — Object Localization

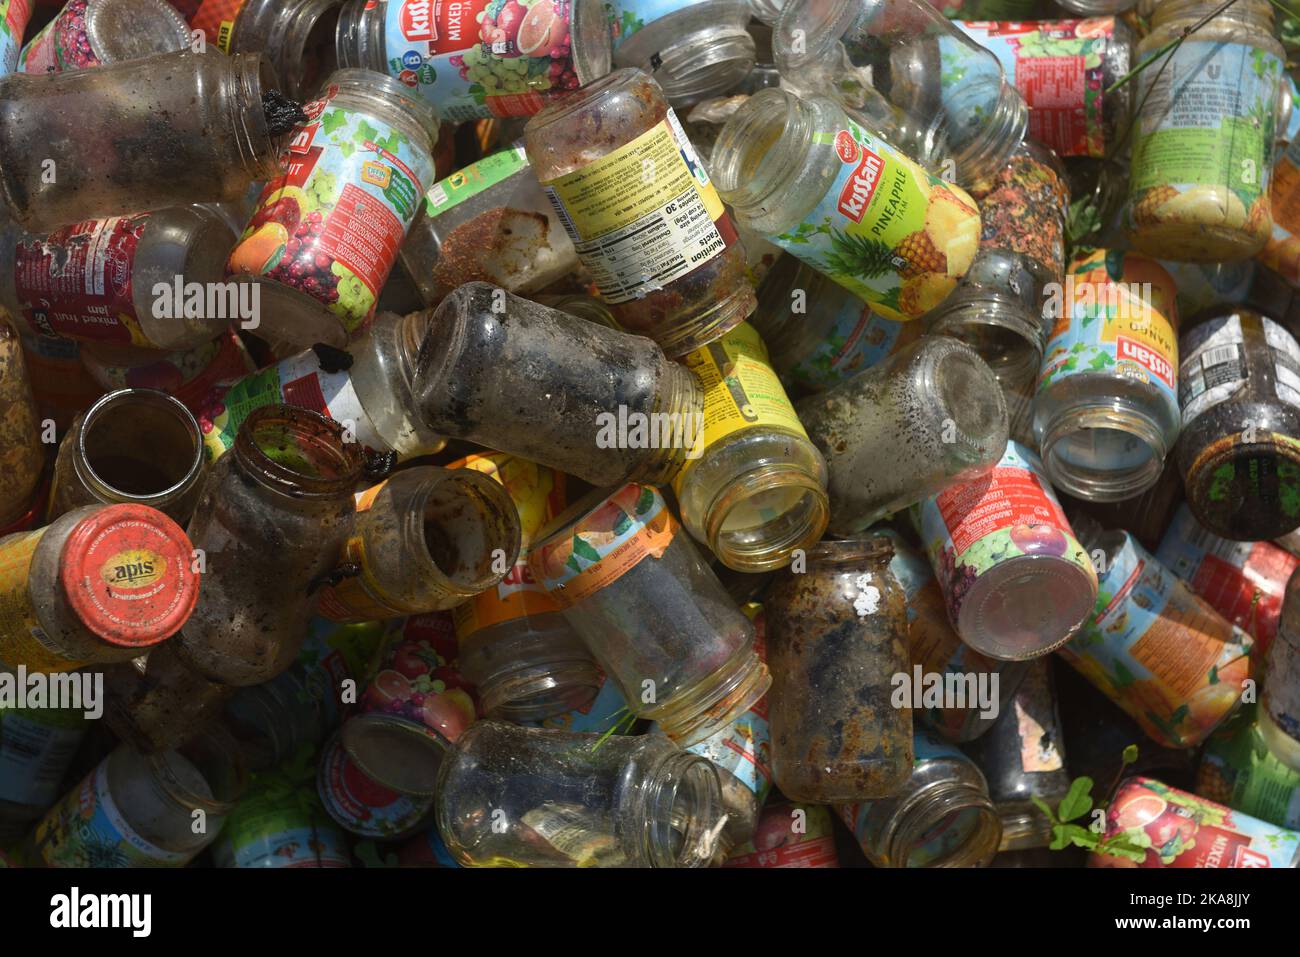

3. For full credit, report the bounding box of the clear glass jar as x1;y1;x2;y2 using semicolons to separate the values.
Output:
1261;568;1300;770
177;405;364;686
0;503;199;672
436;721;725;868
838;729;1002;867
1177;310;1300;541
1033;249;1182;502
315;465;522;622
524;69;754;356
772;0;1028;186
0;313;44;529
0;206;238;351
412;283;702;487
0;675;88;841
711;89;982;323
1124;0;1285;261
764;538;913;801
530;483;770;747
219;0;345;100
796;336;1009;537
0;50;289;232
47;389;206;525
228;68;438;348
18;0;190;74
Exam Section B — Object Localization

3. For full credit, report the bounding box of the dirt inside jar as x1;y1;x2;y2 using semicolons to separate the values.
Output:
432;207;567;297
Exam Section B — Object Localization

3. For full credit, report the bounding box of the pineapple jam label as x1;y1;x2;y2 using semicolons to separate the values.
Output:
317;482;409;622
1179;313;1300;426
1198;710;1300;829
426;146;529;215
228;84;434;335
1060;532;1253;750
540;113;733;305
784;304;910;392
723;802;839;869
0;528;91;672
1094;776;1300;868
0;0;32;75
1260;136;1300;285
0;706;86;808
771;122;979;322
189;0;250;52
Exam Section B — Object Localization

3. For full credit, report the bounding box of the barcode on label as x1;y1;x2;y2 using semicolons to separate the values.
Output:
543;186;579;244
1198;344;1240;370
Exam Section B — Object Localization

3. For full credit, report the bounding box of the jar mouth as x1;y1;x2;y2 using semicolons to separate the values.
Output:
774;0;861;75
418;470;522;594
151;726;247;814
643;747;725;868
340;713;452;795
634;29;756;106
892;781;1002;868
706;464;831;573
272;0;345;101
710;87;798;202
234;404;364;496
230;53;292;180
76;389;205;508
478;660;603;722
1040;406;1168;503
318;67;440;146
803;535;894;567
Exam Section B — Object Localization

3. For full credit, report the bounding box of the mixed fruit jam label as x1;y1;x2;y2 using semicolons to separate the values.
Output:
426;145;529;215
12;215;153;346
228;84;435;334
189;0;248;51
956;19;1114;158
1094;776;1300;868
213;796;351;868
0;527;91;672
1060;531;1252;750
1197;709;1300;830
317;735;433;839
530;484;676;609
782;300;909;392
915;442;1095;631
771;122;979;322
379;0;579;122
0;0;32;75
540;111;733;306
1156;503;1296;655
1127;43;1280;235
95;329;255;416
972;145;1068;274
723;802;839;868
0;704;86;807
1179;312;1300;427
35;760;191;867
18;0;102;73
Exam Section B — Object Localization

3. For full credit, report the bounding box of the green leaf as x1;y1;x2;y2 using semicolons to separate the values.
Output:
612;512;632;536
1030;794;1059;827
1059;776;1095;822
1121;744;1139;766
355;119;381;144
1061;824;1097;849
1113;659;1137;688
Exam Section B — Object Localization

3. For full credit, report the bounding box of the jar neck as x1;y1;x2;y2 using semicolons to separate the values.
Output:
226;52;294;182
334;0;383;71
650;26;755;106
650;645;770;747
144;732;246;816
926;293;1043;392
1039;400;1168;503
705;460;830;573
633;746;725;868
630;360;705;485
711;89;827;223
246;0;346;101
477;658;603;723
1151;0;1273;30
232;405;363;498
888;777;1001;868
321;68;439;152
404;470;520;599
800;534;893;570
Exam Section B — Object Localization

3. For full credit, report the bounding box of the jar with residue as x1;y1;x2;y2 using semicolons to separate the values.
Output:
0;313;43;529
0;674;88;840
196;0;345;100
18;0;190;74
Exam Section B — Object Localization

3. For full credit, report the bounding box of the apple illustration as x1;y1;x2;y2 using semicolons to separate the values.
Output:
1145;805;1198;848
1009;523;1068;556
419;688;477;742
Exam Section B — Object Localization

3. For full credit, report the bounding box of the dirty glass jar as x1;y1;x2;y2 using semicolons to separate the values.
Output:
1124;0;1284;261
1260;569;1300;771
673;322;829;572
530;484;770;747
176;405;363;687
524;69;754;356
211;0;345;100
102;643;236;755
1177;310;1300;541
48;389;206;525
413;283;703;487
1055;0;1135;12
0;50;290;232
764;538;913;802
436;722;725;868
0;314;43;529
796;336;1009;537
19;0;191;74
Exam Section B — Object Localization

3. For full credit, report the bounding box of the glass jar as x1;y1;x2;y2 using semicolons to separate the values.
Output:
176;405;363;687
0;676;88;841
315;465;522;622
317;731;434;840
0;313;44;529
0;0;33;76
18;329;106;433
772;0;1028;186
101;642;235;754
530;483;770;747
1033;249;1182;502
672;322;829;572
796;336;1009;537
1177;310;1300;541
1262;139;1300;289
228;69;438;348
711;89;982;324
1261;568;1300;770
412;283;702;487
47;389;206;525
765;537;914;801
0;207;237;351
1055;0;1135;12
1198;706;1300;829
19;0;190;73
524;69;754;356
838;729;1002;867
913;441;1098;660
0;503;199;672
1124;0;1285;261
213;771;351;867
436;721;725;868
209;0;345;100
0;49;290;232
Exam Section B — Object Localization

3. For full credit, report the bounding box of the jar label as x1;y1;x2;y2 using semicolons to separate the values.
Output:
723;803;839;868
1198;717;1300;829
686;630;770;801
1179;313;1300;426
0;709;86;807
189;0;249;52
0;528;88;672
1059;532;1252;749
426;146;530;215
213;805;351;868
604;0;713;50
0;0;32;75
1260;145;1300;284
770;122;979;322
93;330;255;415
316;481;412;622
536;673;628;733
229;85;435;334
540;114;732;306
12;215;150;346
519;803;626;865
17;0;100;74
783;300;907;392
317;735;434;839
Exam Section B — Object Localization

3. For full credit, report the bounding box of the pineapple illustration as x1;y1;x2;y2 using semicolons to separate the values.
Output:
893;229;946;278
821;229;905;282
1132;185;1179;227
899;274;956;316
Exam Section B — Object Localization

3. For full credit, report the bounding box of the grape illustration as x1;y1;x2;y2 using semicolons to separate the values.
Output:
329;261;376;326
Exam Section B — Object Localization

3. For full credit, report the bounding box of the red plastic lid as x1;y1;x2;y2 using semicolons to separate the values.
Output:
60;504;201;648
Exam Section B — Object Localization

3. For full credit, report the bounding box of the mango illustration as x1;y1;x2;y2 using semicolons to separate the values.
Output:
228;222;289;276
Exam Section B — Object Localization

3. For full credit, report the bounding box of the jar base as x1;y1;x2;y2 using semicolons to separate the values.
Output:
956;554;1097;661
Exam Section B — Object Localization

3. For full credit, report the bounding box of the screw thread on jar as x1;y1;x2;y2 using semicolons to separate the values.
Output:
703;456;830;572
887;779;1002;868
228;52;295;183
641;23;755;106
635;747;725;868
926;290;1046;393
333;0;383;71
476;656;604;723
1039;401;1170;503
627;359;705;486
649;644;772;749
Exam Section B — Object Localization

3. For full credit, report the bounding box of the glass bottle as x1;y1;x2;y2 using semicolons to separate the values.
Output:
1124;0;1285;261
711;89;982;324
523;69;754;356
1198;706;1300;829
1033;249;1182;502
0;49;290;232
412;283;702;487
0;0;33;76
176;404;363;687
796;336;1009;537
228;68;438;348
0;313;44;530
317;732;434;840
772;0;1028;186
1261;568;1300;770
18;0;190;74
314;465;522;622
530;483;771;747
672;322;829;572
1176;309;1300;541
912;441;1098;661
201;0;345;100
47;389;206;525
436;721;725;868
0;674;88;842
0;503;199;672
0;207;239;351
765;537;914;801
838;729;1002;868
